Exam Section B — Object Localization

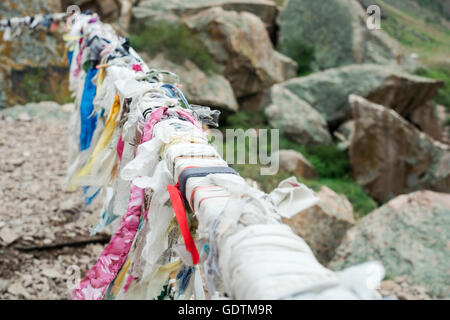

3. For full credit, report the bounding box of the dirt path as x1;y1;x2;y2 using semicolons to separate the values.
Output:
0;103;106;299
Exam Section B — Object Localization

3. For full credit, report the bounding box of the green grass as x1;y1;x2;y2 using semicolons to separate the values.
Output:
275;0;287;7
223;111;378;218
223;110;270;130
19;68;72;105
384;0;450;22
279;138;350;179
300;178;379;219
379;0;450;68
224;111;350;178
129;21;219;75
232;164;378;219
278;40;315;76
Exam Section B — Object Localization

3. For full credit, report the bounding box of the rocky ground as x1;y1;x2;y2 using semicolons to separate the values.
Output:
0;102;105;299
0;102;435;300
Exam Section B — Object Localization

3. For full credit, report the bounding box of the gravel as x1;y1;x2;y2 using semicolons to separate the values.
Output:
0;105;105;299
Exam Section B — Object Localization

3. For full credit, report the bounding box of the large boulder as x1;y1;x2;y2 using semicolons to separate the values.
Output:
410;102;443;142
143;53;238;112
276;149;318;179
183;7;297;99
283;186;355;265
263;84;332;146
277;0;414;71
0;0;68;108
132;0;279;38
329;190;450;298
279;64;443;125
349;95;450;203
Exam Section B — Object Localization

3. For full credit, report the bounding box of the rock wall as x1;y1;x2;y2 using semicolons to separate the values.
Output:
0;0;68;108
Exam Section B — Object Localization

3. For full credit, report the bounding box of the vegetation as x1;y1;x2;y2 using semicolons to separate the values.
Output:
380;0;450;125
19;68;72;105
279;40;315;76
379;0;450;68
231;163;378;219
223;110;269;130
129;21;219;75
301;178;379;219
279;139;350;179
223;111;378;218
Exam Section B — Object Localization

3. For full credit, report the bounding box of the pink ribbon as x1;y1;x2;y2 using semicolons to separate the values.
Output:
74;38;86;78
132;64;143;72
71;107;201;300
116;136;124;162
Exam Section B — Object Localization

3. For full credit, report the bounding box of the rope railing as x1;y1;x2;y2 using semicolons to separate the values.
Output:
5;10;385;300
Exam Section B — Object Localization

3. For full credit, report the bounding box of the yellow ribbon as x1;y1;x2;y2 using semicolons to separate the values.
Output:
75;94;121;178
112;259;131;296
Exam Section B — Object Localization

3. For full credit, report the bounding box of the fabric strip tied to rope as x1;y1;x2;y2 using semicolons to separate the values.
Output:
72;113;156;300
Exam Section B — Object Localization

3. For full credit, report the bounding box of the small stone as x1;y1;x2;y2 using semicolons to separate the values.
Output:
59;199;78;212
17;112;32;122
394;275;409;283
277;149;318;179
10;158;25;167
8;283;30;298
380;280;397;291
41;268;62;279
0;227;20;244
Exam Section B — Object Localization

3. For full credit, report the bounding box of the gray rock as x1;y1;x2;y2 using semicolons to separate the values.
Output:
263;84;332;146
329;190;450;298
280;64;443;125
349;95;450;203
142;52;238;112
0;227;20;245
277;0;414;71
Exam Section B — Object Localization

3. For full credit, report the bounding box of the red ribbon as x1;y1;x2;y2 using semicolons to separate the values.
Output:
167;167;200;265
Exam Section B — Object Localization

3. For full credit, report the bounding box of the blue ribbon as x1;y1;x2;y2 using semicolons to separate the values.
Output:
79;66;98;151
